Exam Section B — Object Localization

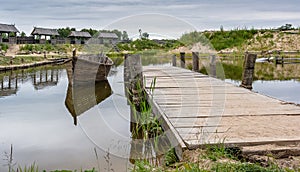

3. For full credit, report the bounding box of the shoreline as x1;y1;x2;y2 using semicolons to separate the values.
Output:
0;58;71;71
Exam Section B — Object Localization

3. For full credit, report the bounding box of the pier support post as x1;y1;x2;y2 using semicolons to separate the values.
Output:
72;48;77;72
128;54;143;106
240;53;257;89
192;52;199;72
180;52;185;68
172;54;176;67
210;55;216;77
124;54;130;101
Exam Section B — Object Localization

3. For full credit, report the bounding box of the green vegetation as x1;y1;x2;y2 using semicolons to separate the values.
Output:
204;29;258;51
0;43;9;52
117;39;183;52
58;27;76;38
19;44;83;54
0;56;45;66
80;28;98;37
131;143;294;172
178;29;258;51
179;31;210;46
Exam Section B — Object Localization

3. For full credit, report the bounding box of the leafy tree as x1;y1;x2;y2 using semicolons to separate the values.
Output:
112;29;122;40
81;28;98;37
142;32;149;39
122;31;129;40
58;27;76;38
20;31;26;37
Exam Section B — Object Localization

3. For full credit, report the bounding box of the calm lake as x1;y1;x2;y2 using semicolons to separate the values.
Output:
0;55;299;171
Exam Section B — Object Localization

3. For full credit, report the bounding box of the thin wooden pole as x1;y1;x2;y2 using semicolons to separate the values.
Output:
192;52;199;72
240;53;257;89
210;55;216;77
172;54;176;67
180;52;185;68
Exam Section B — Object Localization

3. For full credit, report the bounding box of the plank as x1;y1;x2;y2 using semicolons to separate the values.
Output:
142;66;300;154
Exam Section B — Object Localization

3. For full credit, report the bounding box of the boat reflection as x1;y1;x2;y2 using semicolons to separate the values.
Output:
65;63;112;126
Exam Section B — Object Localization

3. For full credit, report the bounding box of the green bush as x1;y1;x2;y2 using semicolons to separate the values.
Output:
0;43;9;52
180;29;258;51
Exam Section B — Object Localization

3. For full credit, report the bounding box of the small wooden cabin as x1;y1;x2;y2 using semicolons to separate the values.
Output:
69;31;91;44
31;27;59;44
0;23;19;44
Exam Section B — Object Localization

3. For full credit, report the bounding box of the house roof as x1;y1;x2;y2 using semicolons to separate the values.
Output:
31;27;59;36
98;32;118;39
0;23;19;33
69;31;91;38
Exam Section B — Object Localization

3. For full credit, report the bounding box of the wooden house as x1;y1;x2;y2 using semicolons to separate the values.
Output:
69;31;91;44
0;23;19;44
98;32;119;44
31;27;59;44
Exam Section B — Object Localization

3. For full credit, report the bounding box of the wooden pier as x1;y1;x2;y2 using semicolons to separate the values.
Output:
143;66;300;158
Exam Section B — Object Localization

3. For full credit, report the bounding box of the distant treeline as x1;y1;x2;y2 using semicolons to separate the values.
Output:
57;27;129;40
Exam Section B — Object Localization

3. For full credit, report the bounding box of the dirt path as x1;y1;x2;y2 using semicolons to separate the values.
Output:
5;44;20;56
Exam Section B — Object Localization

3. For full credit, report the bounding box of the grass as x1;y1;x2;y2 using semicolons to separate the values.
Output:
0;56;46;66
179;29;258;51
117;39;183;52
131;142;292;172
19;44;83;54
0;43;9;52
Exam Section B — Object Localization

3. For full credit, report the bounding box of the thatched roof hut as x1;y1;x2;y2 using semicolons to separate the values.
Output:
31;27;59;36
0;23;19;33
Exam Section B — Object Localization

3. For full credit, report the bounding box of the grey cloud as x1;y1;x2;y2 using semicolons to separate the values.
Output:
0;0;299;36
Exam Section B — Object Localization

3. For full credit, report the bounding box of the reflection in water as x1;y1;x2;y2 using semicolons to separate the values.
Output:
64;62;113;125
65;81;112;126
32;69;59;90
0;71;18;97
0;66;62;97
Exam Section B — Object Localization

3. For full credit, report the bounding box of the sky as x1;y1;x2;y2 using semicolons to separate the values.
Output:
0;0;300;38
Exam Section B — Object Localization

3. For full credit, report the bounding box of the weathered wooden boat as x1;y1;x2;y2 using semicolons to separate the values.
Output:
65;75;112;125
71;54;113;83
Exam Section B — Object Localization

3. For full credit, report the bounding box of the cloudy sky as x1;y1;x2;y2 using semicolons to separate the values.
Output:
1;0;300;37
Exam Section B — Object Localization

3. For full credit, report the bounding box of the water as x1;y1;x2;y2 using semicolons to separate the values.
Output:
0;55;299;171
226;79;300;104
0;65;133;171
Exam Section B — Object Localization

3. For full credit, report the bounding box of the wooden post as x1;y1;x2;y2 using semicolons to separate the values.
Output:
1;78;3;89
180;52;185;68
15;75;18;89
8;75;11;89
240;53;257;89
192;52;199;72
44;51;47;59
128;54;143;106
210;55;216;77
72;48;76;58
124;54;130;101
127;54;144;133
72;48;77;73
172;54;176;67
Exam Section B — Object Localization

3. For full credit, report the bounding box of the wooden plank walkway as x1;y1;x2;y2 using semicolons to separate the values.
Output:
143;66;300;157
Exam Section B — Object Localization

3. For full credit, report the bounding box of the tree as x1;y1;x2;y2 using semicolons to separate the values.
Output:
220;25;224;32
122;31;129;40
58;27;76;38
111;29;121;40
142;32;149;39
20;31;26;37
81;28;98;37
